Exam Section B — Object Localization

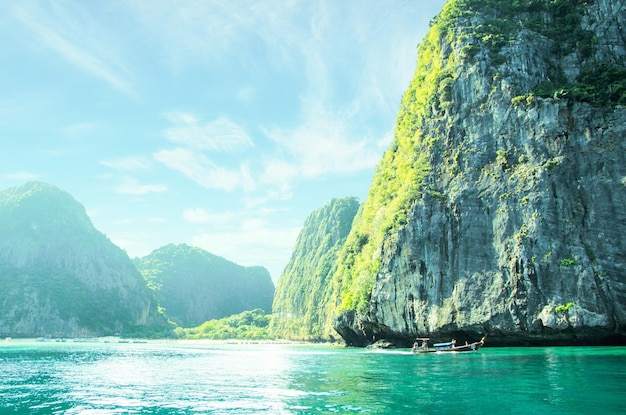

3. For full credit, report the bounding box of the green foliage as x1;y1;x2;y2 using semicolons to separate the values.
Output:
441;0;621;108
559;258;578;267
543;157;562;174
177;309;272;340
534;64;626;106
271;198;359;341
122;323;176;339
326;0;494;317
523;0;626;107
554;302;575;313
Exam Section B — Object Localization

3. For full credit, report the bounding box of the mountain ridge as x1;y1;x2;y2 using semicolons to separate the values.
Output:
0;182;169;338
0;182;274;338
136;243;274;327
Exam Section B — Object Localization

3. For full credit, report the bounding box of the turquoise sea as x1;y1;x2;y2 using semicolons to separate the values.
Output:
1;340;625;414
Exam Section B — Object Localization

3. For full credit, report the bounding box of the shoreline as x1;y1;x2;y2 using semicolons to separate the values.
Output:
2;336;343;347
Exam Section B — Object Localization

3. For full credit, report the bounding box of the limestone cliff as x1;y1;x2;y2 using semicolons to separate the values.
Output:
271;197;359;340
136;243;274;327
0;182;169;338
333;0;626;346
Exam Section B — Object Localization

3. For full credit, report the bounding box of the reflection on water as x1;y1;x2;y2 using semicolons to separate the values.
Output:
1;341;625;414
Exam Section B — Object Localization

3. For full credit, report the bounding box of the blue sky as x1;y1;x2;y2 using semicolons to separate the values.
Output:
0;0;446;281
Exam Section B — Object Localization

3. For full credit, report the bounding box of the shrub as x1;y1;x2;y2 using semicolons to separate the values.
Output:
554;302;575;313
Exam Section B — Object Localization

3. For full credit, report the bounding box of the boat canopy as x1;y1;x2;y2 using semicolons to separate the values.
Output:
433;341;454;350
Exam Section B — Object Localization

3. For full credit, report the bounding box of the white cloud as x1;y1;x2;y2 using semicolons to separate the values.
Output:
259;158;298;188
114;178;168;195
164;111;198;124
182;207;211;224
113;218;136;225
164;115;253;152
157;114;257;192
191;220;302;279
154;148;248;192
262;109;382;180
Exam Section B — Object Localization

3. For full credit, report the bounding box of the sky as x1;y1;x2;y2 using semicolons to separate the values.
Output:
0;0;446;282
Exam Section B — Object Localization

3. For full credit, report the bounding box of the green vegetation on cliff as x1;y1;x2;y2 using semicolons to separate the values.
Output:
0;182;170;338
330;0;626;318
136;243;274;327
440;0;624;106
329;7;452;314
271;197;359;340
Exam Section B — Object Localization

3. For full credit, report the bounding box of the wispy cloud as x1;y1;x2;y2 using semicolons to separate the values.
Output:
114;177;168;195
258;159;299;190
164;113;253;152
262;110;382;180
12;1;136;99
126;1;440;189
253;3;432;185
4;171;42;182
101;156;152;171
191;218;302;278
156;113;256;192
123;0;302;69
154;148;249;192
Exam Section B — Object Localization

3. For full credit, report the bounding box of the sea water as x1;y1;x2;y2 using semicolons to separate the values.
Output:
1;340;625;414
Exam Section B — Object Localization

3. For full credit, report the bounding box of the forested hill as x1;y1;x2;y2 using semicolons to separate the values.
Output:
136;243;274;327
270;197;359;341
0;182;169;338
332;0;626;346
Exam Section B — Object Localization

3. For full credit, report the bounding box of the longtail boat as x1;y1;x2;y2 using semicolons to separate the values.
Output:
412;336;486;353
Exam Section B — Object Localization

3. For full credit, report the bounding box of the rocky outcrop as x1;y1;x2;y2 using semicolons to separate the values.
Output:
136;243;274;327
271;197;359;340
333;0;626;346
0;182;169;338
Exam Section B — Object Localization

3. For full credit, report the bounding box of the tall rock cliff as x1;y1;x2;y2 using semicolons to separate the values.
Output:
332;0;626;346
136;243;274;327
0;182;169;338
271;197;359;340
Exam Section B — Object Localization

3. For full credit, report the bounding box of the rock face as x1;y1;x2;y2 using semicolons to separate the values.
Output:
271;197;359;340
333;0;626;346
136;243;274;327
0;182;168;338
